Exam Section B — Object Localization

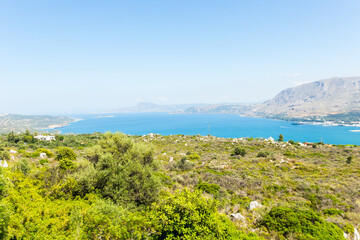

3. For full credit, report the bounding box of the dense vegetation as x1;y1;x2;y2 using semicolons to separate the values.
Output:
0;131;359;239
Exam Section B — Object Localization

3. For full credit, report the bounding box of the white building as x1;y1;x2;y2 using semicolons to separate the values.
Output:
34;135;56;141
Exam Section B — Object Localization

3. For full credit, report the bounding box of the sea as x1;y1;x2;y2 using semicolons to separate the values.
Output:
54;113;360;145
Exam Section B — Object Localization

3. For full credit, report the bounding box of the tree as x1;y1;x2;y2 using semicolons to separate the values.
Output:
278;134;284;142
347;156;353;164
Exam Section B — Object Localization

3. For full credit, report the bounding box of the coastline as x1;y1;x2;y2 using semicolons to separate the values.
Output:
45;117;83;130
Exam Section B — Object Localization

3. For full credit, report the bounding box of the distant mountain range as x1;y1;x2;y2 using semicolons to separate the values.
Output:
116;77;360;123
116;102;206;113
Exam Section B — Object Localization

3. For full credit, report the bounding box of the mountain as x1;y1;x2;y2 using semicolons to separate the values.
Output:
252;77;360;118
183;104;254;114
116;102;205;113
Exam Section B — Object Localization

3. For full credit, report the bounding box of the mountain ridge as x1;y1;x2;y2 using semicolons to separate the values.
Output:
253;77;360;118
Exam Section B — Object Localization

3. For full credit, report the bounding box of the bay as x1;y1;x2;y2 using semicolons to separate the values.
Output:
55;113;360;145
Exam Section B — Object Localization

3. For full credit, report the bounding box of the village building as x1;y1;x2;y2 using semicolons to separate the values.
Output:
34;135;56;141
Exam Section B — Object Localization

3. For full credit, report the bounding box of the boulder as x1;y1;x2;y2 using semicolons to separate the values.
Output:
230;213;246;222
0;160;8;168
248;201;262;211
355;228;360;240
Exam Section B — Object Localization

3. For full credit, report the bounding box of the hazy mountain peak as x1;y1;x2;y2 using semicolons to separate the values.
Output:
254;77;360;117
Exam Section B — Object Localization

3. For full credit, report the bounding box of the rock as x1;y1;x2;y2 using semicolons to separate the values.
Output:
10;149;17;154
40;153;47;159
0;160;8;168
169;157;174;162
248;201;262;211
230;213;246;222
354;228;360;240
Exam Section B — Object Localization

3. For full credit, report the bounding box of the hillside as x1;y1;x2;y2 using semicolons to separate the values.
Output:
253;77;360;118
0;114;75;133
0;132;359;239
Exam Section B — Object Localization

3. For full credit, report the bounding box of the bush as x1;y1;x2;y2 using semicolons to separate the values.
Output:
174;157;193;171
55;147;76;161
257;151;269;158
0;151;10;161
59;158;77;171
322;208;344;216
0;204;9;240
260;207;345;240
0;169;7;199
78;133;161;205
231;147;246;157
12;159;31;175
346;156;353;164
283;150;296;158
196;179;220;195
149;190;261;239
39;159;49;165
33;148;54;158
188;153;200;161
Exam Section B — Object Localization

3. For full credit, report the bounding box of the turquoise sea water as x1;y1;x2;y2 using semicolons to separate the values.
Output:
56;113;360;145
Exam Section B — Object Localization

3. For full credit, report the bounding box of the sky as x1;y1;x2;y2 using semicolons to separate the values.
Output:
1;0;360;115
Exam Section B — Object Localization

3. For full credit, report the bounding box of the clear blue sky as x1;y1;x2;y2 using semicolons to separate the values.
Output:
1;0;360;114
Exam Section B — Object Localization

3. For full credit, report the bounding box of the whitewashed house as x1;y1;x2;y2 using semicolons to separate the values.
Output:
34;135;56;141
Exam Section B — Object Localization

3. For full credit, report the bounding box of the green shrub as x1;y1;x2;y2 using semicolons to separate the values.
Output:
343;223;354;234
231;147;246;157
174;157;193;171
196;179;220;195
0;169;7;200
0;151;10;161
260;207;345;240
283;150;296;158
78;133;161;205
149;190;262;239
12;159;31;175
189;153;200;161
257;151;269;158
55;147;76;161
59;158;77;171
33;148;54;158
322;208;344;216
0;204;9;240
39;159;49;165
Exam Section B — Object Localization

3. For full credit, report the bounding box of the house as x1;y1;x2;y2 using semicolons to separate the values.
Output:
34;135;56;141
